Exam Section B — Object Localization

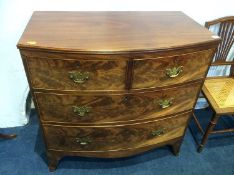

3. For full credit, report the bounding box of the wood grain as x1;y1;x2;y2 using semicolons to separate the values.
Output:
132;49;215;89
43;112;190;152
17;11;220;53
35;81;200;124
17;11;221;171
46;136;182;171
26;57;126;90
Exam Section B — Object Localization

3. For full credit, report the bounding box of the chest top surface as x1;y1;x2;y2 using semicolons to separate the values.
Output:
17;11;219;53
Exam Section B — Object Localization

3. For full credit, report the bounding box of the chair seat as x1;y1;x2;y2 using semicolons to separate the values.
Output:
202;77;234;114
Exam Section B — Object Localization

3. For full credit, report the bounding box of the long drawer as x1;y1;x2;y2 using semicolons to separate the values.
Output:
43;112;190;152
132;49;214;89
35;81;200;124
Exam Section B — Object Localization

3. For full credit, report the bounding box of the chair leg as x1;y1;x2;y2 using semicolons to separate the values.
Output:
197;113;219;153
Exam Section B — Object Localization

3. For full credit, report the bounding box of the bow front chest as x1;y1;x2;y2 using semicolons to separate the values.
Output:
17;11;220;171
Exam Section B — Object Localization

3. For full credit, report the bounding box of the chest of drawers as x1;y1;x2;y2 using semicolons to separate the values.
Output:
17;11;220;171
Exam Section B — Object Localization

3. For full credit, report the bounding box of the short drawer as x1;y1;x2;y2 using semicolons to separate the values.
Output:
132;49;214;89
35;81;200;124
43;112;190;152
26;58;126;90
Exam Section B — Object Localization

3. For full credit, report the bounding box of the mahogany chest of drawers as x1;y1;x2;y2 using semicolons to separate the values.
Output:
17;11;220;171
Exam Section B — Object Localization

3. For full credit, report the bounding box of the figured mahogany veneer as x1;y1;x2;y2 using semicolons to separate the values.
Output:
35;81;200;124
23;49;214;91
132;49;214;89
17;11;220;171
44;112;190;153
26;58;127;91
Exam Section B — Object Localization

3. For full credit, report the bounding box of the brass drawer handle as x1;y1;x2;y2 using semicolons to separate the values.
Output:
73;106;91;117
158;98;174;109
68;71;90;84
76;137;92;145
166;66;183;78
151;128;165;137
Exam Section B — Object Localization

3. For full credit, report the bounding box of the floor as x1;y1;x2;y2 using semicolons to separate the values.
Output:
0;108;234;175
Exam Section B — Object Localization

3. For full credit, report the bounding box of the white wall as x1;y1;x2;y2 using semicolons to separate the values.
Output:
0;0;233;127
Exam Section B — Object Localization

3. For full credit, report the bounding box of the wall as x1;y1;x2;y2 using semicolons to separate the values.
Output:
0;0;233;127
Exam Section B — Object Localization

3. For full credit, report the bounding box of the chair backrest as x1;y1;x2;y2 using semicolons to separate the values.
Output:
205;16;234;73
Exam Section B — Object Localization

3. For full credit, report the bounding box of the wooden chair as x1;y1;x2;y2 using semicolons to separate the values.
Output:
193;16;234;152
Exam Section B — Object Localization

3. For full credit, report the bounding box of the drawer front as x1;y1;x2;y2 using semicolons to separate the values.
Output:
26;58;126;90
36;81;200;124
132;49;214;89
43;112;190;151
